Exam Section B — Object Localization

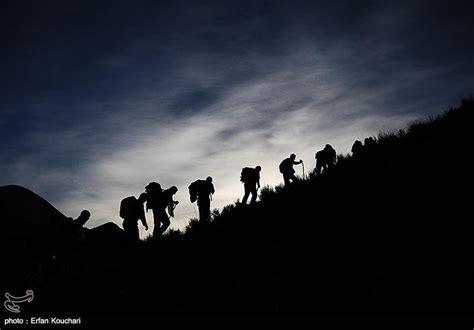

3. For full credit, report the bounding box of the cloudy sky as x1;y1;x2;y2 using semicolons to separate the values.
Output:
1;0;473;233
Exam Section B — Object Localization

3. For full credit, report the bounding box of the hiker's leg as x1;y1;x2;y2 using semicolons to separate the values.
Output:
152;209;160;239
316;162;321;174
200;199;211;221
159;216;170;235
325;162;330;172
250;186;258;204
198;201;207;221
290;173;298;183
283;174;290;186
203;204;210;220
242;184;250;204
124;219;138;243
126;221;139;241
123;220;132;240
152;224;160;238
131;223;139;241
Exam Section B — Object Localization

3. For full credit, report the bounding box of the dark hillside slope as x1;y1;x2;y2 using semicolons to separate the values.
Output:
0;185;69;290
14;98;474;318
0;185;126;297
0;185;67;242
147;98;472;316
143;97;472;316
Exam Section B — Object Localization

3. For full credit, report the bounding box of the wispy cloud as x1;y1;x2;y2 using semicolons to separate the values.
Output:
27;43;436;230
1;1;472;232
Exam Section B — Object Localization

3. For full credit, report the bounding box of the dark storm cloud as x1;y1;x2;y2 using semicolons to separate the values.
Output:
1;0;473;228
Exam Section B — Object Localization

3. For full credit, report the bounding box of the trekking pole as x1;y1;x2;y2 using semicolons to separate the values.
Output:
302;161;305;179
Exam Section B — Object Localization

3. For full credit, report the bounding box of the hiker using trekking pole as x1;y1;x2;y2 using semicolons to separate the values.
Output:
240;165;261;205
279;153;303;186
188;176;215;221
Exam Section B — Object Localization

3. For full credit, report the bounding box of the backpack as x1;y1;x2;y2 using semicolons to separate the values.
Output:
188;180;204;203
279;159;288;174
315;150;325;161
145;191;162;210
240;167;254;183
143;182;163;210
120;196;138;219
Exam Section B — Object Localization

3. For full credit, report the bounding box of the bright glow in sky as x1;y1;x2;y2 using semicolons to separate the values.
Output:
1;1;473;232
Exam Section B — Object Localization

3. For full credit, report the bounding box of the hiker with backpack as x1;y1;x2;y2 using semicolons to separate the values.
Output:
188;176;215;221
153;186;178;238
279;153;303;186
315;144;337;175
141;182;178;238
140;182;163;237
240;166;261;205
119;193;148;243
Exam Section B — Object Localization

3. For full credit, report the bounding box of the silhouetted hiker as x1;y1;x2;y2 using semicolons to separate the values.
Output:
240;166;261;204
364;136;377;151
279;154;302;186
142;181;163;212
120;194;148;243
351;140;363;157
70;210;90;256
140;182;162;236
189;176;215;221
315;144;336;175
151;186;178;238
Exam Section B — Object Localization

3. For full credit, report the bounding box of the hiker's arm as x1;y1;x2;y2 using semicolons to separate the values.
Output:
139;208;148;230
140;217;148;230
294;160;303;165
